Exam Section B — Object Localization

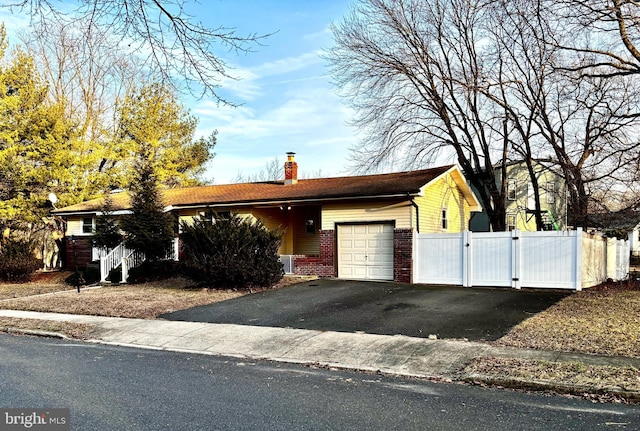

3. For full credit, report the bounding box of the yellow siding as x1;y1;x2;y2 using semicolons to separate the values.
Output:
249;208;292;254
177;209;200;229
499;162;567;231
321;200;413;230
291;206;321;255
65;216;93;237
414;175;471;233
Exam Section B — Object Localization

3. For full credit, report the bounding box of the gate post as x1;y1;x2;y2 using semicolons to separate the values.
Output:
463;231;472;287
575;228;583;291
511;229;521;289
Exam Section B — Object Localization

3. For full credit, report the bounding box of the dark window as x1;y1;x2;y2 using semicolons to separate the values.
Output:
306;218;316;234
441;208;448;230
507;179;517;200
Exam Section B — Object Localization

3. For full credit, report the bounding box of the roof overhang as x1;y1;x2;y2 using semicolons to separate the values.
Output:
424;165;482;212
169;192;419;211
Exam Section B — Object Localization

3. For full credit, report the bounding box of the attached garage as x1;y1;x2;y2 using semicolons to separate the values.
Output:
337;224;394;281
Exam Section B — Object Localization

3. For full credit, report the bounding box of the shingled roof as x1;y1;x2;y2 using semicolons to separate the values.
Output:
54;164;471;214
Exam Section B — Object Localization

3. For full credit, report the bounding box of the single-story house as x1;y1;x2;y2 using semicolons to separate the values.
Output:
53;154;481;283
589;208;640;256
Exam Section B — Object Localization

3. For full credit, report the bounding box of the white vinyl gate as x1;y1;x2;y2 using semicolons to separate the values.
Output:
414;228;629;290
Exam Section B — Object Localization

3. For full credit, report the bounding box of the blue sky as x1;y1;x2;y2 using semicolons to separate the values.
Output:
187;0;359;183
0;0;362;184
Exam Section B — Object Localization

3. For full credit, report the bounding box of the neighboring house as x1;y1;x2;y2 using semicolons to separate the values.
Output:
470;161;567;232
589;208;640;256
53;154;481;283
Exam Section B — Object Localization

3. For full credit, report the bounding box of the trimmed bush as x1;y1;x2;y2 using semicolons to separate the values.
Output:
65;271;86;287
108;267;122;284
180;214;284;288
83;265;101;284
0;238;42;282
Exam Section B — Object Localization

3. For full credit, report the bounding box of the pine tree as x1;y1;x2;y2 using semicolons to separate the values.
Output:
92;193;123;251
119;158;174;262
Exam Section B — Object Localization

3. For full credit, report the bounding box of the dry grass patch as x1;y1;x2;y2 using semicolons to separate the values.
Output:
0;317;93;339
496;283;640;358
0;276;310;319
0;271;73;300
465;357;640;394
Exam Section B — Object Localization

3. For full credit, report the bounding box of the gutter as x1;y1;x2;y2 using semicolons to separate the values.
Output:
169;192;422;211
410;198;420;233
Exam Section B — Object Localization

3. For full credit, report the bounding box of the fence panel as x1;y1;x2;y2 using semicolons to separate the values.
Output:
519;231;579;289
470;232;513;287
414;233;465;285
581;233;607;288
607;238;630;282
414;228;629;290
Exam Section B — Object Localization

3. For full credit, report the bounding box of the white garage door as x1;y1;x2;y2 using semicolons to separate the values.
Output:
338;224;394;281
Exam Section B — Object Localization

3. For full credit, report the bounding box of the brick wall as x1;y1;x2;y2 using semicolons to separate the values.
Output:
394;228;413;283
293;229;335;277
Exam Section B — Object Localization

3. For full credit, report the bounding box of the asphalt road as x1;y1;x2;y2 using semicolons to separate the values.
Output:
0;334;637;430
162;279;569;341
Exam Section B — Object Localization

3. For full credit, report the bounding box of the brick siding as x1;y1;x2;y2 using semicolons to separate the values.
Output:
293;229;335;277
393;228;413;283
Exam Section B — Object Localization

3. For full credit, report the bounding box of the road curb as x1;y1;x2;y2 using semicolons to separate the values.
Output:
0;326;70;340
462;372;640;403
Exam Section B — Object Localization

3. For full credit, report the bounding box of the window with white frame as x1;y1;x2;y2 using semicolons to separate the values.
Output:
507;179;516;200
198;211;231;223
506;214;516;231
527;182;535;210
441;208;448;230
547;182;555;204
82;217;93;234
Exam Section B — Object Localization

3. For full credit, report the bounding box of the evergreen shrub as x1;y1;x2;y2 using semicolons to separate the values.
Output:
0;239;42;282
180;214;283;288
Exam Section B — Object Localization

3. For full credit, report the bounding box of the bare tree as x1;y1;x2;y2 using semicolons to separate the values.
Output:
327;0;508;231
549;0;640;80
530;0;640;226
5;0;269;102
22;20;142;144
328;0;640;230
233;157;283;183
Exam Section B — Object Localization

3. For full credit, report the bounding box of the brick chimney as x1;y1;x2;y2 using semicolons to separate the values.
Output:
284;152;298;185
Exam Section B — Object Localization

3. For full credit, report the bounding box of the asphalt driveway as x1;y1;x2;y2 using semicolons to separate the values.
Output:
161;279;570;341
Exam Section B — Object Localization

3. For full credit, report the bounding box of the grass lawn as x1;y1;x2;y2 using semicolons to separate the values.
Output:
464;357;640;397
0;274;310;335
0;271;73;300
463;281;640;401
0;317;93;339
495;282;640;358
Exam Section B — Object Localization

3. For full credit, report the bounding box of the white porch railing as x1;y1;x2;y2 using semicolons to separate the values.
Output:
99;238;179;283
279;255;294;274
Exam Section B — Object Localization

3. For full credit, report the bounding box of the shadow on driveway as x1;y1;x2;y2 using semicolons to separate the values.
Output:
161;279;570;341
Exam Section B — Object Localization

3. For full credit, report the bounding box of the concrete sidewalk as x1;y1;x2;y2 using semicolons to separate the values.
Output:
1;309;639;396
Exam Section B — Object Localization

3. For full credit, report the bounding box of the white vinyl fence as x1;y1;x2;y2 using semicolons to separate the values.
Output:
414;228;629;290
